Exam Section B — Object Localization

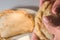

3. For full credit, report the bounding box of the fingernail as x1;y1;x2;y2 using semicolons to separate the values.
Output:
43;16;49;23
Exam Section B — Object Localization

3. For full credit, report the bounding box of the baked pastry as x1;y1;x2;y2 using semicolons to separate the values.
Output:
0;9;35;38
34;1;54;40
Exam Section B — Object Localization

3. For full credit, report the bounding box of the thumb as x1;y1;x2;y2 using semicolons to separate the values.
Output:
42;16;56;34
31;31;40;40
43;15;56;27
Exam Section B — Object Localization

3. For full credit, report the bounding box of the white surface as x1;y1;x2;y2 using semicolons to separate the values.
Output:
9;33;31;40
0;0;39;11
17;35;30;40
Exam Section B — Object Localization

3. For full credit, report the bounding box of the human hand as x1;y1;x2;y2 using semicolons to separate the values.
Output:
31;0;60;40
43;15;60;40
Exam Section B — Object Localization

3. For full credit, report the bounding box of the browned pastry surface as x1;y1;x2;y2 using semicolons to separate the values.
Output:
0;9;34;39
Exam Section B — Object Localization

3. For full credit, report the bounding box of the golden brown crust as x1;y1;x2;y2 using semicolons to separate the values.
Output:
0;9;34;39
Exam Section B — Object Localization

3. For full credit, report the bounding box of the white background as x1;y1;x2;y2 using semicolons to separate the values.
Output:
0;0;39;11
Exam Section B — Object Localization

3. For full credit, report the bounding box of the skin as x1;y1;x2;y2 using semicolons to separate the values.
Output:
31;0;60;40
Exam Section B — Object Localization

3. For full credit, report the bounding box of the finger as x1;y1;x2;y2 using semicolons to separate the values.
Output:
43;16;56;26
42;16;56;34
40;0;45;6
31;32;40;40
43;15;60;26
